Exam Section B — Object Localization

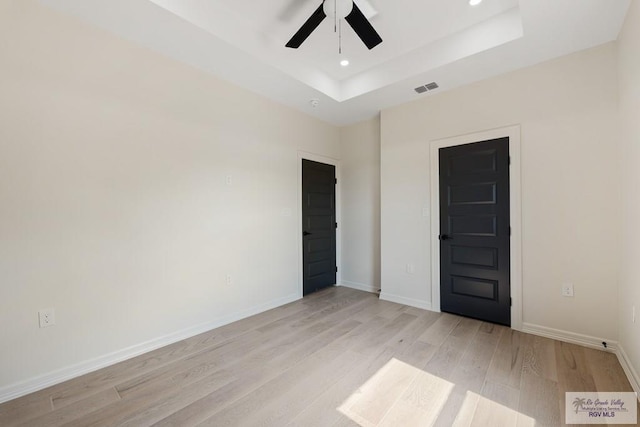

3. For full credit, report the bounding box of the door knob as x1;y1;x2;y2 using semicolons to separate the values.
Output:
439;234;452;241
303;231;312;236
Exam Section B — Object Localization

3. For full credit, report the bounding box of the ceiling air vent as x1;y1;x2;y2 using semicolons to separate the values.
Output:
414;82;439;94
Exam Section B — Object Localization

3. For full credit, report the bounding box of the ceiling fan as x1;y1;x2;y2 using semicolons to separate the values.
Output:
285;0;382;50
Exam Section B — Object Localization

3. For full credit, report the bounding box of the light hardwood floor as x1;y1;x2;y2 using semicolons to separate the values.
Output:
0;287;637;426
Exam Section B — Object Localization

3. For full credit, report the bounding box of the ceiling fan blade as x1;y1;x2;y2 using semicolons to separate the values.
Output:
285;4;326;49
345;2;382;50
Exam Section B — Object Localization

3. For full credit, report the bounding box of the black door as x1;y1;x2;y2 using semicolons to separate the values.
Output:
439;138;511;326
302;159;337;296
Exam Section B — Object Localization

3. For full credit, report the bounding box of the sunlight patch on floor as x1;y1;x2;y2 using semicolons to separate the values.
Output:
337;358;454;426
453;391;535;427
338;358;537;427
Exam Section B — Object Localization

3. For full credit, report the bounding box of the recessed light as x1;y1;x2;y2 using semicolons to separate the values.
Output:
340;59;350;67
469;0;482;5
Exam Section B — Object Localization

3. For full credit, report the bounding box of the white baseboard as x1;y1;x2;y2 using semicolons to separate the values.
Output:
379;292;432;311
616;344;640;397
521;323;617;353
0;292;300;404
340;280;378;293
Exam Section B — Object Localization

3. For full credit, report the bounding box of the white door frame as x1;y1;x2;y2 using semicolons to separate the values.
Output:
429;125;523;330
297;151;342;298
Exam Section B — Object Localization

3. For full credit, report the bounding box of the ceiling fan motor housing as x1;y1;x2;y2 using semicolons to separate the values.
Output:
323;0;353;20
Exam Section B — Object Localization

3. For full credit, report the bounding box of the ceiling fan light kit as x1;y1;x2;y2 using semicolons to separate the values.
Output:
323;0;353;20
285;0;382;50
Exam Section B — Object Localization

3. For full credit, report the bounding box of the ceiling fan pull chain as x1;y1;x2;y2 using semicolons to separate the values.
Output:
339;19;342;54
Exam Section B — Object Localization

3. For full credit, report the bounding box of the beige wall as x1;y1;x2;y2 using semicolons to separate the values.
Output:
617;0;640;392
339;118;381;292
381;43;620;341
0;0;339;397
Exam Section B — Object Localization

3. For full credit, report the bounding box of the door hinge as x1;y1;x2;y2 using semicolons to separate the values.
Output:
336;266;338;272
335;178;337;184
510;297;512;307
335;222;338;229
509;226;512;236
509;156;511;165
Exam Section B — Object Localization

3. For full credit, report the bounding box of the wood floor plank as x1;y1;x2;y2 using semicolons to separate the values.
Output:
256;289;370;335
350;313;418;356
518;372;561;426
555;341;597;392
554;341;600;427
0;391;52;427
583;347;633;392
114;330;263;400
338;357;419;426
287;347;397;427
469;393;520;427
0;287;636;427
451;390;480;427
433;388;469;427
331;415;363;427
522;334;558;382
449;322;504;393
17;387;120;427
384;310;441;358
396;340;438;369
378;362;456;427
486;328;525;390
151;364;274;427
417;312;462;346
349;299;406;323
480;380;520;411
219;348;365;427
423;317;481;380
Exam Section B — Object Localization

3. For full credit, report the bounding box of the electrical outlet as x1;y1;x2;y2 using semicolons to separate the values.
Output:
561;283;574;297
406;264;415;274
226;274;232;286
225;175;232;186
38;308;55;328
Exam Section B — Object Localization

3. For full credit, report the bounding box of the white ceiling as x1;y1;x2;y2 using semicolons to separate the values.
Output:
38;0;631;125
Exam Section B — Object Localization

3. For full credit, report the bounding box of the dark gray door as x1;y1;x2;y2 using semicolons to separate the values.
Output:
302;159;337;296
439;137;511;326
